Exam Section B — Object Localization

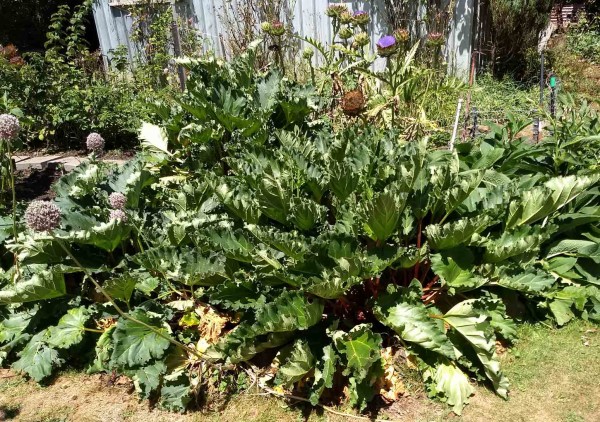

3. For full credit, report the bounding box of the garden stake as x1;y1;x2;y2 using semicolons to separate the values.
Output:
449;98;463;151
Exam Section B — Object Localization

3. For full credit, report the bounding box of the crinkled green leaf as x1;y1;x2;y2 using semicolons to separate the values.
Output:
276;339;315;387
443;300;508;398
47;307;90;349
423;361;474;415
12;332;62;382
110;310;171;367
0;267;66;304
309;345;338;405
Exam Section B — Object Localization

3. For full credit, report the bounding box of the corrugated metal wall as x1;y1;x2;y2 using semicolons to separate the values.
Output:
91;0;472;77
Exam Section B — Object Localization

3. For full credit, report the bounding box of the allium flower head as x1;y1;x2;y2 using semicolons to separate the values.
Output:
108;192;127;210
86;132;105;153
109;209;128;223
377;35;398;57
0;114;20;142
353;10;370;26
24;200;61;232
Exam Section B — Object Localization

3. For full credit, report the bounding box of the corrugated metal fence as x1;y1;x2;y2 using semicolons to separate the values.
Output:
92;0;473;77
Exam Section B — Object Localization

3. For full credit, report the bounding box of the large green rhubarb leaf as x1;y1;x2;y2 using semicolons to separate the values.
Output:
47;307;90;349
110;310;171;367
373;297;455;359
0;267;66;304
12;332;62;382
443;300;508;398
309;345;338;405
423;360;474;415
276;339;315;387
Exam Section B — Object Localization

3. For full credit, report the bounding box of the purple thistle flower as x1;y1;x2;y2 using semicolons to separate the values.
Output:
24;200;61;232
86;132;105;153
377;35;398;57
109;209;128;223
0;114;20;142
108;192;127;210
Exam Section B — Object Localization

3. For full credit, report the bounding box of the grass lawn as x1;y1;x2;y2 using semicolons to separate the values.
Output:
0;320;598;422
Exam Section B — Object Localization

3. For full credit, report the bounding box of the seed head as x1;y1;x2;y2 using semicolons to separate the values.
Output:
109;209;128;223
393;28;410;43
339;26;354;40
0;114;20;142
108;192;127;210
354;32;370;47
86;132;105;153
24;200;61;232
302;47;315;60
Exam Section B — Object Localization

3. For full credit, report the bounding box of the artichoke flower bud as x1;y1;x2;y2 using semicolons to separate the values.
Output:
376;35;398;57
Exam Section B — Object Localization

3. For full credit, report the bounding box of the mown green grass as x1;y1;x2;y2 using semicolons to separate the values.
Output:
0;320;598;422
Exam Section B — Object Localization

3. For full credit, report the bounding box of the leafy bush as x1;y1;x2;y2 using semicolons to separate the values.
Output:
0;1;169;151
566;13;600;64
2;43;600;416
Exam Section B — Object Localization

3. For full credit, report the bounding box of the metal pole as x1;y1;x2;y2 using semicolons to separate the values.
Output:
170;0;186;92
535;52;545;142
450;98;464;151
550;73;557;118
470;107;478;140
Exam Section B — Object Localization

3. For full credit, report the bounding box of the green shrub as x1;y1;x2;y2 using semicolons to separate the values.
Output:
566;13;600;64
2;45;600;415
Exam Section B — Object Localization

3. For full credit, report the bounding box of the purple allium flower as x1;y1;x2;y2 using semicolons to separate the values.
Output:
108;192;127;210
353;10;370;26
109;209;128;223
0;114;20;142
86;132;105;153
376;35;397;57
24;200;61;232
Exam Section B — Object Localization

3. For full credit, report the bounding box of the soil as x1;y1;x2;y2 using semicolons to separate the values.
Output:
14;167;62;202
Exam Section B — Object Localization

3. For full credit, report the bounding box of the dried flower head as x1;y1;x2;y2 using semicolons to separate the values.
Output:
109;209;128;223
24;200;61;232
377;35;398;57
86;132;105;153
341;90;366;116
108;192;127;210
0;114;20;142
353;10;370;26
